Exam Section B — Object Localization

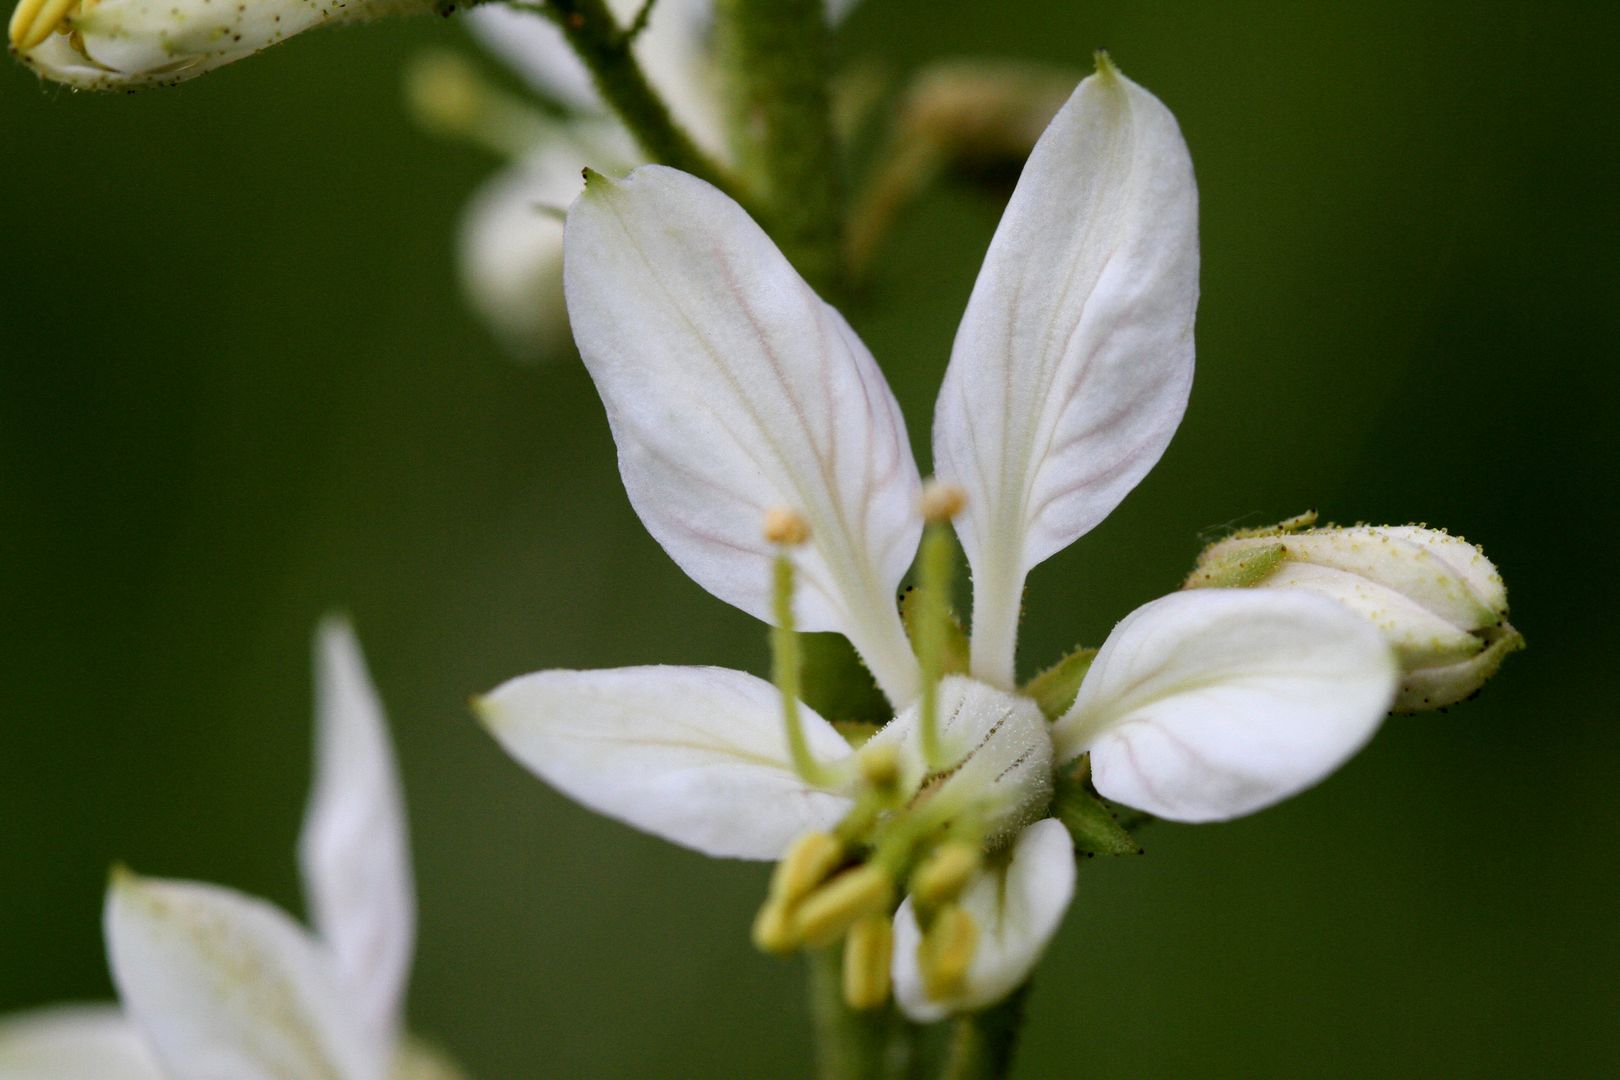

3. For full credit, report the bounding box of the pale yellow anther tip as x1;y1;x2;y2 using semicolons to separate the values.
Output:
842;914;894;1010
9;0;74;51
770;831;843;904
751;897;798;955
910;842;982;907
920;481;966;524
857;742;902;789
795;865;894;949
763;506;811;546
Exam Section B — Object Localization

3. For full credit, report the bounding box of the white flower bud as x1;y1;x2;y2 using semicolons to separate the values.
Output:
1188;521;1522;712
10;0;430;90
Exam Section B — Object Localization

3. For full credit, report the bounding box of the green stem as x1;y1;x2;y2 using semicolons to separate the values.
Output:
940;986;1031;1080
714;0;845;290
808;947;894;1080
527;0;731;188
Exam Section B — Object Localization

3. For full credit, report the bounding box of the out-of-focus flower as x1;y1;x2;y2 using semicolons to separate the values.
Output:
0;622;463;1080
1187;517;1522;711
477;59;1406;1022
8;0;430;90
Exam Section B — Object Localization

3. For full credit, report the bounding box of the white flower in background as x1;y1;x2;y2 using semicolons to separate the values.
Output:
8;0;430;90
0;621;462;1080
443;0;857;357
1187;516;1522;711
478;59;1408;1022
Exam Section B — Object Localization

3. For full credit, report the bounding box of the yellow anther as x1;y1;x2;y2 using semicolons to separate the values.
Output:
10;0;76;51
751;896;798;955
857;741;902;790
768;831;843;904
920;480;966;524
404;52;487;138
842;914;894;1010
909;842;982;907
794;865;894;949
919;904;978;1000
763;506;811;546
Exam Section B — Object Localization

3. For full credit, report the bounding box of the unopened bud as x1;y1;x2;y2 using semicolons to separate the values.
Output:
768;832;843;904
841;914;894;1010
920;481;966;524
794;866;894;948
1188;521;1522;711
10;0;431;90
919;904;978;1000
910;842;982;907
763;507;811;547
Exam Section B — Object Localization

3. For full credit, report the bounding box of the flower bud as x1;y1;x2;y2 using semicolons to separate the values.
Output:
10;0;431;91
1187;520;1522;712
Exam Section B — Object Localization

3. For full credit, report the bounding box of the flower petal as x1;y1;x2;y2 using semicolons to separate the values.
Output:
299;619;415;1053
478;665;856;859
564;166;924;705
932;59;1199;686
892;819;1075;1022
106;872;385;1080
0;1005;163;1080
1053;590;1398;823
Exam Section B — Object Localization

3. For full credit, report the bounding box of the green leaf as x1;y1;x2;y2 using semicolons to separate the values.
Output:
1052;760;1143;857
800;632;894;727
900;587;969;676
1023;645;1097;720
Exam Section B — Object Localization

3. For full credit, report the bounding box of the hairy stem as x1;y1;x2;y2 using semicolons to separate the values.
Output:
527;0;731;188
714;0;844;290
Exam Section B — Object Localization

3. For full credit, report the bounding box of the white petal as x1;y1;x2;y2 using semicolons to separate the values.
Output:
0;1005;163;1080
1261;562;1482;667
564;166;924;705
458;159;573;359
478;665;856;859
299;619;415;1053
106;872;385;1080
932;60;1199;686
1053;590;1398;823
892;819;1075;1022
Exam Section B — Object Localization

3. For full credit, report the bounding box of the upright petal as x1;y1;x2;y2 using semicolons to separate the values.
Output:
892;819;1075;1022
477;665;856;859
106;872;385;1080
299;619;415;1053
1053;590;1398;823
565;166;924;705
0;1005;163;1080
932;58;1199;686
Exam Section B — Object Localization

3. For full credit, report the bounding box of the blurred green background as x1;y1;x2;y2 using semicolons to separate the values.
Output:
2;1;1616;1076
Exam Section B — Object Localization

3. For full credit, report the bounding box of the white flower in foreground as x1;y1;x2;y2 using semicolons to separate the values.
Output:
479;58;1405;1021
442;0;856;357
8;0;430;90
0;621;461;1080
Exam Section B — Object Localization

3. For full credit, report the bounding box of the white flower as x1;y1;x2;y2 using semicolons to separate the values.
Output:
449;0;856;357
479;58;1400;1021
8;0;428;90
0;621;461;1080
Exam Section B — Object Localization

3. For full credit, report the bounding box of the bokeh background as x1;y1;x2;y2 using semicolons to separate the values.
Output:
3;2;1617;1076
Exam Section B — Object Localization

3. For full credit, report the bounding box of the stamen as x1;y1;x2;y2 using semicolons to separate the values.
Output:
794;865;894;948
766;509;833;788
919;904;978;1000
751;897;797;955
916;482;966;771
10;0;76;51
768;831;843;904
909;841;981;907
856;741;902;791
842;914;894;1010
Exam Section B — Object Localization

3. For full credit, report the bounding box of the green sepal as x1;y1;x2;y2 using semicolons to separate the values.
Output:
800;631;894;727
1052;758;1143;857
1184;543;1286;590
900;587;969;676
1023;645;1097;721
